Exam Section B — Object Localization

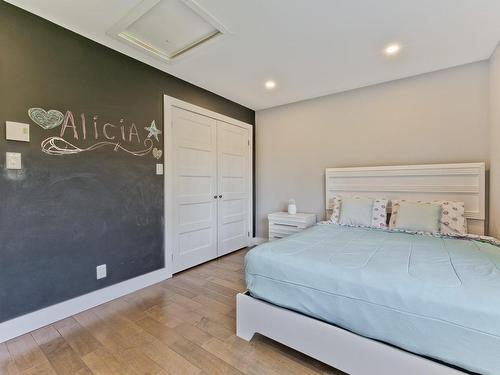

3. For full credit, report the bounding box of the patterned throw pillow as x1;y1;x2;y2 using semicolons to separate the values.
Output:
440;201;467;235
330;196;342;224
330;196;388;228
390;200;466;234
372;199;389;228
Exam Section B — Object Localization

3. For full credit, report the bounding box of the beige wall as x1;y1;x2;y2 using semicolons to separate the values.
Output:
256;62;490;237
490;43;500;237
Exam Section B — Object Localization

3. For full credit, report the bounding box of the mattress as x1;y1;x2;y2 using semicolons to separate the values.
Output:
245;224;500;375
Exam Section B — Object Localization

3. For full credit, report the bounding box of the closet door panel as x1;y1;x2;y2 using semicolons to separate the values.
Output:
217;121;249;256
172;108;217;272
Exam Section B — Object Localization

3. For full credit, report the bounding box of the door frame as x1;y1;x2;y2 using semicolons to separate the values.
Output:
163;95;254;277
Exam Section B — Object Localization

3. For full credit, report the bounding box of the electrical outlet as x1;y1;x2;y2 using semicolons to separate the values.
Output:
96;264;107;280
6;152;22;169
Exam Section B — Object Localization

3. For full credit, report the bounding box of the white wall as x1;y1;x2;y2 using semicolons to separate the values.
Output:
490;43;500;237
256;62;490;237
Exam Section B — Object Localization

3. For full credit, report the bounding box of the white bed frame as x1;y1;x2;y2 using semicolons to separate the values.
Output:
237;163;486;375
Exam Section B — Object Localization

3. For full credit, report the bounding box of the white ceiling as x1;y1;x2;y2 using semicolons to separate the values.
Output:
6;0;500;110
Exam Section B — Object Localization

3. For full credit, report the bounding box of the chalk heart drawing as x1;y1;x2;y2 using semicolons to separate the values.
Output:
152;148;162;160
28;108;64;130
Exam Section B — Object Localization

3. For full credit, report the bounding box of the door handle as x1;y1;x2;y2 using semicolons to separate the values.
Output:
219;195;222;198
213;195;218;199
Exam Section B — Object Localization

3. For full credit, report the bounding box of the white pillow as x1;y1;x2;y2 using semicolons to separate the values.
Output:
390;200;467;234
330;196;388;228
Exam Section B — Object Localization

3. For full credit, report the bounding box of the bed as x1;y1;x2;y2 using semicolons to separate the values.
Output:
237;163;495;375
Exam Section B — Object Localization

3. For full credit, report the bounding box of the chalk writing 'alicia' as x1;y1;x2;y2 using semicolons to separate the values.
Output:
59;111;145;144
28;108;160;157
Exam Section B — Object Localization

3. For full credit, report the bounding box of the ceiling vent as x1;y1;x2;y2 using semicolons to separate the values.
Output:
108;0;229;63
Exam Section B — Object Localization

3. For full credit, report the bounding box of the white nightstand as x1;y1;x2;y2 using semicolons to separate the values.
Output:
268;212;317;241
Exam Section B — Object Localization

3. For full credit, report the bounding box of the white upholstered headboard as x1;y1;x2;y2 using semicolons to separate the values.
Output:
325;163;486;235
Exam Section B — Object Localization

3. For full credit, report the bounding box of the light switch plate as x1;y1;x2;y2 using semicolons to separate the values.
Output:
96;264;107;280
156;163;164;175
6;152;22;169
6;121;30;142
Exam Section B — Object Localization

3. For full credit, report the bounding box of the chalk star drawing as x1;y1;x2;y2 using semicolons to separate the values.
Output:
144;120;162;142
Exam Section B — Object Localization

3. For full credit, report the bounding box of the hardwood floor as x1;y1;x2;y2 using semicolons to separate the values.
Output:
1;248;345;375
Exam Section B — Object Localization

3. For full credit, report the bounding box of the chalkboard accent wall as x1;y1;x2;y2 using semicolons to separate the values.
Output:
0;1;255;323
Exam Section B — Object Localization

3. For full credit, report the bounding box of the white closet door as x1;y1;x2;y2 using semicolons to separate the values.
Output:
217;121;250;256
172;108;217;272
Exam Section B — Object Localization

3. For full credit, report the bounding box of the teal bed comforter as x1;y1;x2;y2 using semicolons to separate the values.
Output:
245;224;500;374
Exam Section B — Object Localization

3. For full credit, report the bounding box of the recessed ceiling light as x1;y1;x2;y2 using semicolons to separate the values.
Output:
265;80;276;90
384;44;401;56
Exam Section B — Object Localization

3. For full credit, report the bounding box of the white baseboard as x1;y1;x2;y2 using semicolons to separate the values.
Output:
251;237;267;246
0;268;170;343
